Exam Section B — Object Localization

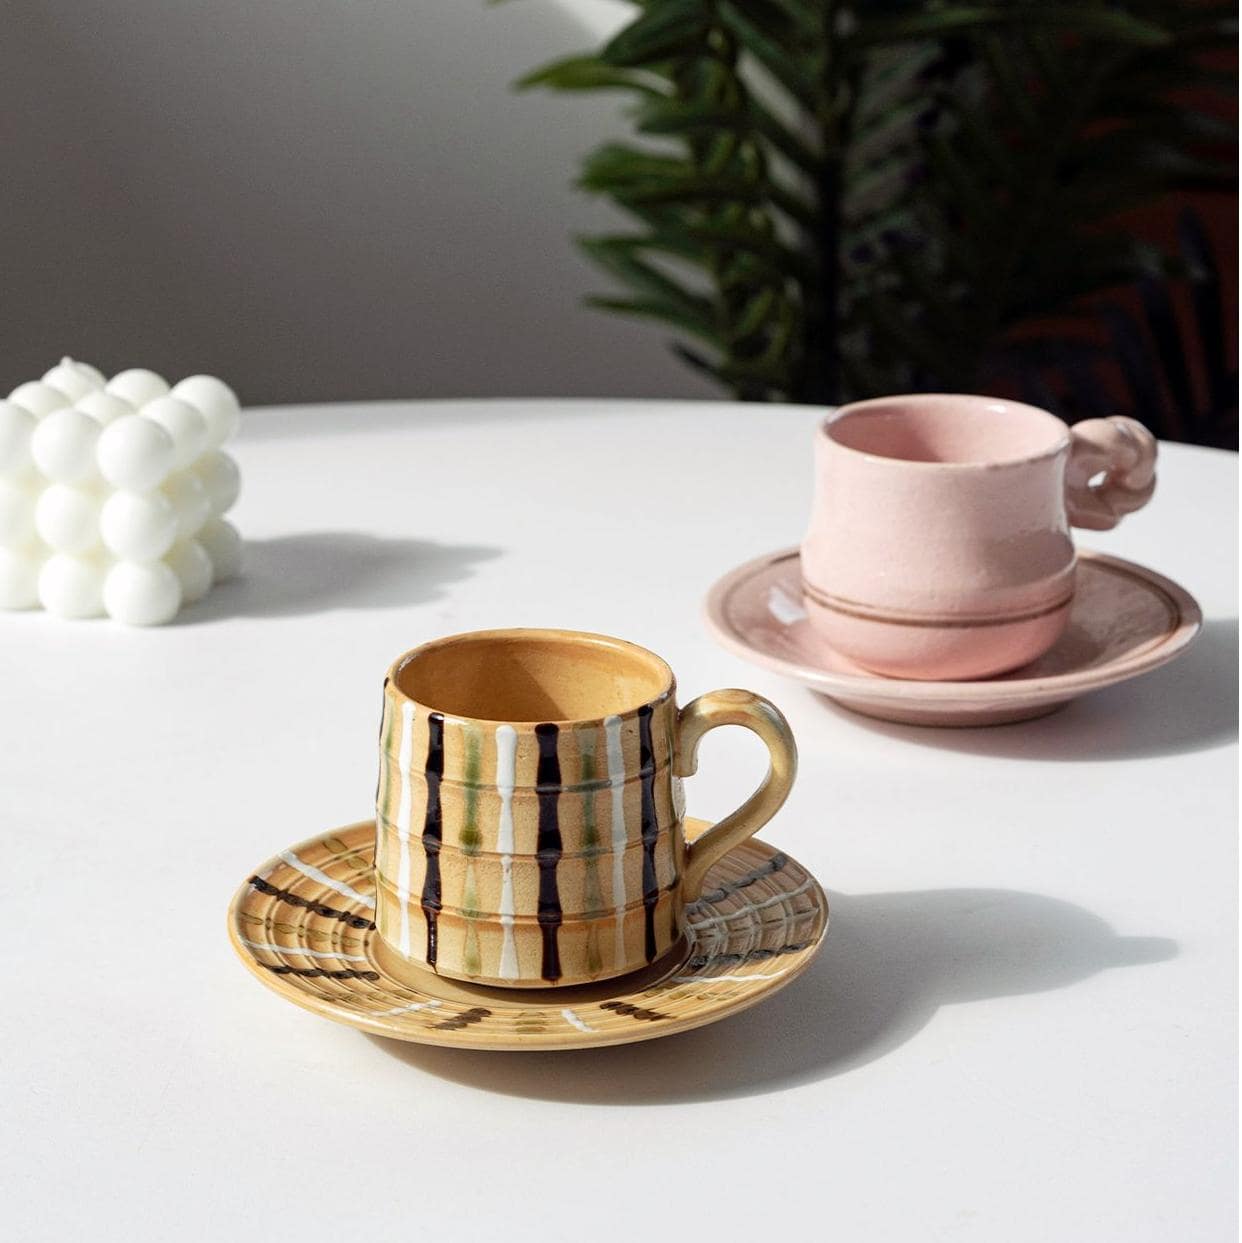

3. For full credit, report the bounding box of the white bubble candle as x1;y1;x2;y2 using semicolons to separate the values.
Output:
0;359;242;625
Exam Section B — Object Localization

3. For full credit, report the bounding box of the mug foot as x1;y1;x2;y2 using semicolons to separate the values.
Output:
804;596;1072;682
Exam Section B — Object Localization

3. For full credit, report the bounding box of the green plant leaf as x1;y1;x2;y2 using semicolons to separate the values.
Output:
746;96;824;175
577;236;714;319
634;96;825;176
716;2;818;108
517;55;668;97
592;221;806;283
589;230;707;266
602;1;710;67
579;142;693;183
683;219;810;274
728;286;779;339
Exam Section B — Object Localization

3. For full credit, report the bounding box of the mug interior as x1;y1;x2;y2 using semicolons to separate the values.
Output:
391;629;673;723
826;395;1068;466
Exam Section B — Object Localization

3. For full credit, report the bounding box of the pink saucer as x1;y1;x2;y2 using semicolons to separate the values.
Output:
704;548;1201;727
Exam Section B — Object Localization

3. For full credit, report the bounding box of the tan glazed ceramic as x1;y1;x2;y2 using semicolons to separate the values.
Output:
373;629;797;987
227;818;829;1051
801;395;1158;680
705;547;1201;727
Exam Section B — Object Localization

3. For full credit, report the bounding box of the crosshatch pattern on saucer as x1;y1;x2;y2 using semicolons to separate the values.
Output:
228;819;828;1050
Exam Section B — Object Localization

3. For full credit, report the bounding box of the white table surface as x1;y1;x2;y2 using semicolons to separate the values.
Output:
2;399;1236;1242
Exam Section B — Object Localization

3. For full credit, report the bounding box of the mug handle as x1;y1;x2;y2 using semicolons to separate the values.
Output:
675;689;797;901
1064;416;1158;532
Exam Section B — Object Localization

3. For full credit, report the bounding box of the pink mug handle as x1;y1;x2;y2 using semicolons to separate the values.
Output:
1064;416;1157;531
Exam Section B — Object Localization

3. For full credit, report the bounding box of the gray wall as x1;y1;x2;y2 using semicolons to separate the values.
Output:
1;1;712;405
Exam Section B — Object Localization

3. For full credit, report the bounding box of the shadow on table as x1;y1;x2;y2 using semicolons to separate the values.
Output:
368;886;1175;1105
178;531;500;621
821;616;1239;763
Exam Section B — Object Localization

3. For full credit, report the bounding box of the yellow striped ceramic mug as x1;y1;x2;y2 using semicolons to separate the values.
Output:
373;629;797;988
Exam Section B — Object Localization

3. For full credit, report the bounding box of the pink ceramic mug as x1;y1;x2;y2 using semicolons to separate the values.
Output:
801;394;1157;681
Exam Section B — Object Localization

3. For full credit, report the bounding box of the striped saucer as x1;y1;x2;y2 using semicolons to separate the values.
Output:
228;818;828;1051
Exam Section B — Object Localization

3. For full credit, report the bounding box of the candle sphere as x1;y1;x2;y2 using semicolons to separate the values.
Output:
42;362;101;403
141;397;208;471
67;359;108;388
0;401;37;476
75;391;133;427
35;484;101;554
0;547;42;609
171;375;240;448
96;415;176;492
38;553;107;619
103;560;182;626
8;381;71;418
100;489;178;562
194;451;240;515
198;517;242;582
30;408;101;484
0;482;38;548
166;538;213;603
162;471;210;540
106;369;169;408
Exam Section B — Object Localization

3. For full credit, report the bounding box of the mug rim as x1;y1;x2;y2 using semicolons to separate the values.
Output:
385;627;676;727
820;393;1071;470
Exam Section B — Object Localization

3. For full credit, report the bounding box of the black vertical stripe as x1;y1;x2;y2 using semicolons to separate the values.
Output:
422;711;445;967
637;704;659;962
535;723;563;982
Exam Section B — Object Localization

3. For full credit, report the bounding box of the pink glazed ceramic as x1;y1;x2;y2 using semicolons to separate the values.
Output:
801;394;1157;680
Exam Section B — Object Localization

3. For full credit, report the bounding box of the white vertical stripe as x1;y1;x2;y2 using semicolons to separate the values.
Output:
605;714;627;965
496;724;519;981
395;701;415;956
